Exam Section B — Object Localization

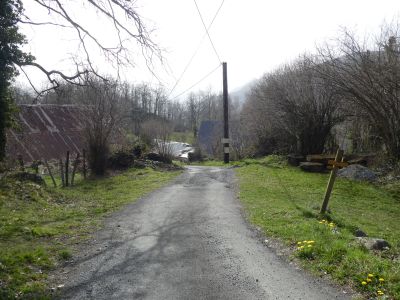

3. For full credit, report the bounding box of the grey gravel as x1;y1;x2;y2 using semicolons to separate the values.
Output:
57;166;350;300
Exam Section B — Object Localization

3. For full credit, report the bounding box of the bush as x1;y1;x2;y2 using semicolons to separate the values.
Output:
108;150;135;170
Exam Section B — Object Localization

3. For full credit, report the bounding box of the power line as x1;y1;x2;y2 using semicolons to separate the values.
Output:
169;64;221;101
193;0;222;64
167;0;225;98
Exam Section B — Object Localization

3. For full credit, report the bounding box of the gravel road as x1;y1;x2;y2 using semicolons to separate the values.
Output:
57;166;350;300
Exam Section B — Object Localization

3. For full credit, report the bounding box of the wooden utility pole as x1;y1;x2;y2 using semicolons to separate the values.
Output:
222;62;229;163
320;148;344;213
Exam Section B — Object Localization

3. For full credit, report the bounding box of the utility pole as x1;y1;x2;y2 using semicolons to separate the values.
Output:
222;62;229;163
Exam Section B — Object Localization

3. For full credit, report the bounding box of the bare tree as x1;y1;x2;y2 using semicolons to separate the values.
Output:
141;119;173;162
79;77;126;175
15;0;161;96
317;24;400;159
242;56;344;156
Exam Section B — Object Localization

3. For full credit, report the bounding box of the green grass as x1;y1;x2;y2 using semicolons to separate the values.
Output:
0;167;181;299
235;155;400;299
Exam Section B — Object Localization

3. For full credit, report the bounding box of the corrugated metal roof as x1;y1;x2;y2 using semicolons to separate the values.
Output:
6;105;86;163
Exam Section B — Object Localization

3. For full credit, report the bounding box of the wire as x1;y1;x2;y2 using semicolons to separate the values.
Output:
167;0;225;98
193;0;222;64
169;64;221;101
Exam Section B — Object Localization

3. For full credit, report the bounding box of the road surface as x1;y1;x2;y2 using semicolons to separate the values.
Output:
58;166;350;300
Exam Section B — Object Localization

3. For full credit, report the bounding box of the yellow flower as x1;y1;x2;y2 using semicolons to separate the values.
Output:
307;245;312;248
379;278;384;283
361;281;367;285
297;242;302;245
377;290;384;295
307;241;315;244
367;278;372;283
368;273;374;278
303;240;308;243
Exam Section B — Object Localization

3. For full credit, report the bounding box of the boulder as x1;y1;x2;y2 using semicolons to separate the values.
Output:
357;237;390;251
338;164;377;182
287;154;305;166
299;162;325;173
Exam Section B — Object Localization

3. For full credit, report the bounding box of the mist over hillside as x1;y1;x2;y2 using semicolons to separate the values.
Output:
230;79;257;107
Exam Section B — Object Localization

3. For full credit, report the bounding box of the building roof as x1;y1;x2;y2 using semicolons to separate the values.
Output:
6;105;86;163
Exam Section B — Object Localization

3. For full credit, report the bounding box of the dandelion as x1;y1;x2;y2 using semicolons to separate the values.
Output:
361;281;367;285
368;273;374;278
307;241;315;244
379;278;384;283
297;242;302;245
307;245;312;248
367;278;372;283
377;290;384;296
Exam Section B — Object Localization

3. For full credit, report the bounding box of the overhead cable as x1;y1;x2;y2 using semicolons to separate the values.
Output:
168;0;225;98
169;64;221;101
193;0;222;64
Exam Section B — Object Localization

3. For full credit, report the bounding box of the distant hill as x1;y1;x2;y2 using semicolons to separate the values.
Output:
229;80;257;107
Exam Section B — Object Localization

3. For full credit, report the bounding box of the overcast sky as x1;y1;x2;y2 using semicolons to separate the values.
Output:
18;0;400;100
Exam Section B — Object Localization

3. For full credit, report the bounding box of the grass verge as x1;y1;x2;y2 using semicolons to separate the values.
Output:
0;167;181;299
235;156;400;299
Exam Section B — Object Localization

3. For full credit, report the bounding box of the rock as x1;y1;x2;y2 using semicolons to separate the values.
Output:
338;164;377;182
299;162;325;173
357;237;390;250
354;229;367;237
287;154;305;166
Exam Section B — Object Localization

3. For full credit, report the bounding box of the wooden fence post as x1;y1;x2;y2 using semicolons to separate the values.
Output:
44;159;57;187
59;158;65;187
82;149;87;179
71;153;80;186
320;148;344;214
65;151;70;187
17;154;24;171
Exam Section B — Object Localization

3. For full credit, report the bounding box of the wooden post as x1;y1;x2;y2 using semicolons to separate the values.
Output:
320;148;344;214
59;158;65;187
71;153;80;186
44;159;57;187
82;149;87;179
17;154;24;171
222;62;229;163
65;151;70;187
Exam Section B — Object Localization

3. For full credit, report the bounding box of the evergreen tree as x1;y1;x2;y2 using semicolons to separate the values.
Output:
0;0;33;160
